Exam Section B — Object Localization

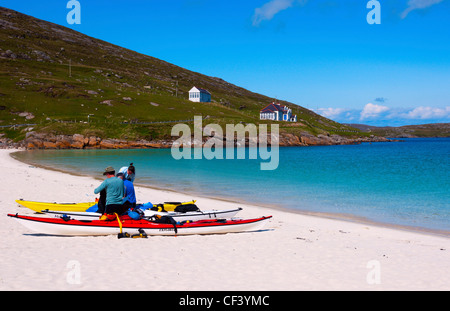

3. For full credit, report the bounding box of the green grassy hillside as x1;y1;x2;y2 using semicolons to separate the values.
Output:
347;123;450;138
0;7;362;143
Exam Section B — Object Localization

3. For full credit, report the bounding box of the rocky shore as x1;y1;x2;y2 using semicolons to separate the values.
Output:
0;131;390;150
278;132;390;146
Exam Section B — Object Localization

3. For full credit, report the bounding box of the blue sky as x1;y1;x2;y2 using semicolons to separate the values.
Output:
2;0;449;126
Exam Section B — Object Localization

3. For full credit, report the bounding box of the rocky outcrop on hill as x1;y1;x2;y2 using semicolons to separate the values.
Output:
286;132;389;146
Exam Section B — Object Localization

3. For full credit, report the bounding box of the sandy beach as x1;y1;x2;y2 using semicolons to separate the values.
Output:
0;149;449;291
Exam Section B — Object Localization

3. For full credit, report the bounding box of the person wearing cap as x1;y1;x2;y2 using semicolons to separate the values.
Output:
94;166;126;216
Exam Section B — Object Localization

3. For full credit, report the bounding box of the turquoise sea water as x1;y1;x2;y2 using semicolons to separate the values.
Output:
14;138;450;233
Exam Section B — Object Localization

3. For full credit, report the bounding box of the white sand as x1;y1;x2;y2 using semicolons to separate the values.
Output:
0;148;449;291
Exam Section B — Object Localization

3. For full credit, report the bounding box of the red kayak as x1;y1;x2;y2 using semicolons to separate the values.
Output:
8;213;272;237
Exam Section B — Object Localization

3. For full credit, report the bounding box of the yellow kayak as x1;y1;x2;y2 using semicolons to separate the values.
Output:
15;200;97;213
15;199;197;213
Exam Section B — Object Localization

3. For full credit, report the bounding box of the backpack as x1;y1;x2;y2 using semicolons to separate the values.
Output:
174;204;199;213
127;208;144;220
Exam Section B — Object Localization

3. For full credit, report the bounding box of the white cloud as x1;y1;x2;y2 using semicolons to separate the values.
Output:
252;0;307;26
401;106;450;119
315;104;450;126
316;107;348;119
360;103;390;120
401;0;445;19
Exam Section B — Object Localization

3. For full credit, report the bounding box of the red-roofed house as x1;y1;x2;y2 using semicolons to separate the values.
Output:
260;102;297;122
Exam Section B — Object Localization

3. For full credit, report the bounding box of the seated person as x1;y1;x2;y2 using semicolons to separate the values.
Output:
94;166;127;216
117;172;137;210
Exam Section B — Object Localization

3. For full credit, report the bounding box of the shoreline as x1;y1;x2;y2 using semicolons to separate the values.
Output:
10;149;450;238
2;129;393;151
1;148;450;290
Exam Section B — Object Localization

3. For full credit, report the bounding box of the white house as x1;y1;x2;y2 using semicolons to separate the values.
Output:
260;102;297;122
189;86;211;103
